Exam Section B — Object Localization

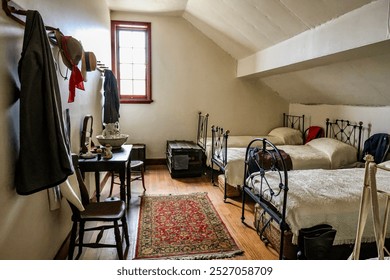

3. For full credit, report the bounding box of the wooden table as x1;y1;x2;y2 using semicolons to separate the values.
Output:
78;144;132;205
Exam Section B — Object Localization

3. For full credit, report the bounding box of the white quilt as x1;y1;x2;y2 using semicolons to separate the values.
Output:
247;167;390;245
211;138;359;187
205;126;303;167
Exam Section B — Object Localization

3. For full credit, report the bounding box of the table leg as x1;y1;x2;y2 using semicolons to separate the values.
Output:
95;172;100;202
119;169;126;203
127;161;131;205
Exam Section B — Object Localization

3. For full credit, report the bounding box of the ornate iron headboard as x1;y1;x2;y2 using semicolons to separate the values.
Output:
325;118;364;160
283;113;305;134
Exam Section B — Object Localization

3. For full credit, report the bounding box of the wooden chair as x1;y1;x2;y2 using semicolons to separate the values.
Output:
109;160;146;197
67;154;129;260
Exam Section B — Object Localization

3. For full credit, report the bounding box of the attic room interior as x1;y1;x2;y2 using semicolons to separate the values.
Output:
1;0;390;265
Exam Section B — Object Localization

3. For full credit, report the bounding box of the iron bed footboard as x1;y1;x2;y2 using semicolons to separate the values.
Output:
241;138;289;260
196;112;209;152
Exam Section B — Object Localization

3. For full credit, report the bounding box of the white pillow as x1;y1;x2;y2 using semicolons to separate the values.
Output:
306;138;358;168
377;160;390;171
268;127;303;145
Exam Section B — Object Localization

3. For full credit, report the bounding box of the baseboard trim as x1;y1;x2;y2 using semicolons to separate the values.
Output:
145;158;166;166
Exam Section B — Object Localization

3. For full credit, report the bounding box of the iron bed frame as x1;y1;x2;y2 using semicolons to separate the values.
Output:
241;138;289;259
196;111;209;152
211;114;305;202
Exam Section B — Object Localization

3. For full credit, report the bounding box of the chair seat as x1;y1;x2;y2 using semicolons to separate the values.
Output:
80;201;126;221
130;160;144;169
109;160;146;198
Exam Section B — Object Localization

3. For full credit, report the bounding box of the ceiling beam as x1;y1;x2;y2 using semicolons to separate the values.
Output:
237;0;390;78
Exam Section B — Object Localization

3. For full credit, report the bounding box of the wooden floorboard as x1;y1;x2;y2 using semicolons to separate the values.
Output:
75;165;278;260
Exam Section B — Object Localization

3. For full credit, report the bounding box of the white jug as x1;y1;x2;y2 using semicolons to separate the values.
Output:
102;122;120;138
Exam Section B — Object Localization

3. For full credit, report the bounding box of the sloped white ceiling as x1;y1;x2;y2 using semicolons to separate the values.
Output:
106;0;390;106
183;0;374;59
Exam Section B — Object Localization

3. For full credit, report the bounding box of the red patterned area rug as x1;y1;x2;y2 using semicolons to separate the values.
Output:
134;192;243;260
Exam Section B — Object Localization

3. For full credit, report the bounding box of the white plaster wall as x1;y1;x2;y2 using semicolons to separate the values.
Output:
289;103;390;136
111;12;288;159
0;0;110;259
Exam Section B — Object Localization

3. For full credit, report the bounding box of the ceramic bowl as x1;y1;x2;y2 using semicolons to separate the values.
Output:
96;134;129;149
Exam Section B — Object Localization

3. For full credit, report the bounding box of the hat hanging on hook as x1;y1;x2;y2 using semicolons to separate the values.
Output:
54;30;85;103
81;51;97;82
54;30;83;70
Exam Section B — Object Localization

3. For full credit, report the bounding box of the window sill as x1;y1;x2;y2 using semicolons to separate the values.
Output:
120;98;154;104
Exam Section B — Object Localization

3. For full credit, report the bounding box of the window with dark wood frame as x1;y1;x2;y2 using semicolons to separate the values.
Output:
111;20;152;104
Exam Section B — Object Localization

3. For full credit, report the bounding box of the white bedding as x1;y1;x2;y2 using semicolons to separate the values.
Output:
206;127;302;167
277;138;358;170
205;135;285;166
213;138;359;187
247;167;390;245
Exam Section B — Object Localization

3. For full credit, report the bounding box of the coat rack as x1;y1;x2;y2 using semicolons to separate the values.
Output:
96;61;109;76
2;0;110;75
2;0;57;31
2;0;25;26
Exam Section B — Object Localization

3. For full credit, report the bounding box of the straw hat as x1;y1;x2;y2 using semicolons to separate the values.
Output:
55;30;83;70
81;51;97;82
52;30;85;102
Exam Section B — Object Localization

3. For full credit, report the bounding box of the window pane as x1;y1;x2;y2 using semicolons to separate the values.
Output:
119;47;132;63
133;64;145;79
118;30;132;47
120;64;133;79
120;80;133;94
133;80;146;95
132;31;146;47
133;47;146;64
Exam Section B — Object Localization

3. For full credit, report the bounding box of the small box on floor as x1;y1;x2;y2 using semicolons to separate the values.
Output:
217;175;241;197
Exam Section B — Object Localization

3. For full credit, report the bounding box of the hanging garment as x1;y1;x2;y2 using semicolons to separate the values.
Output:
304;126;324;144
361;133;390;164
103;69;120;124
16;10;73;195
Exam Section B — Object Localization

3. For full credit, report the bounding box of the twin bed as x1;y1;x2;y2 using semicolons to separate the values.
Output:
196;112;390;259
241;138;390;259
197;112;364;201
